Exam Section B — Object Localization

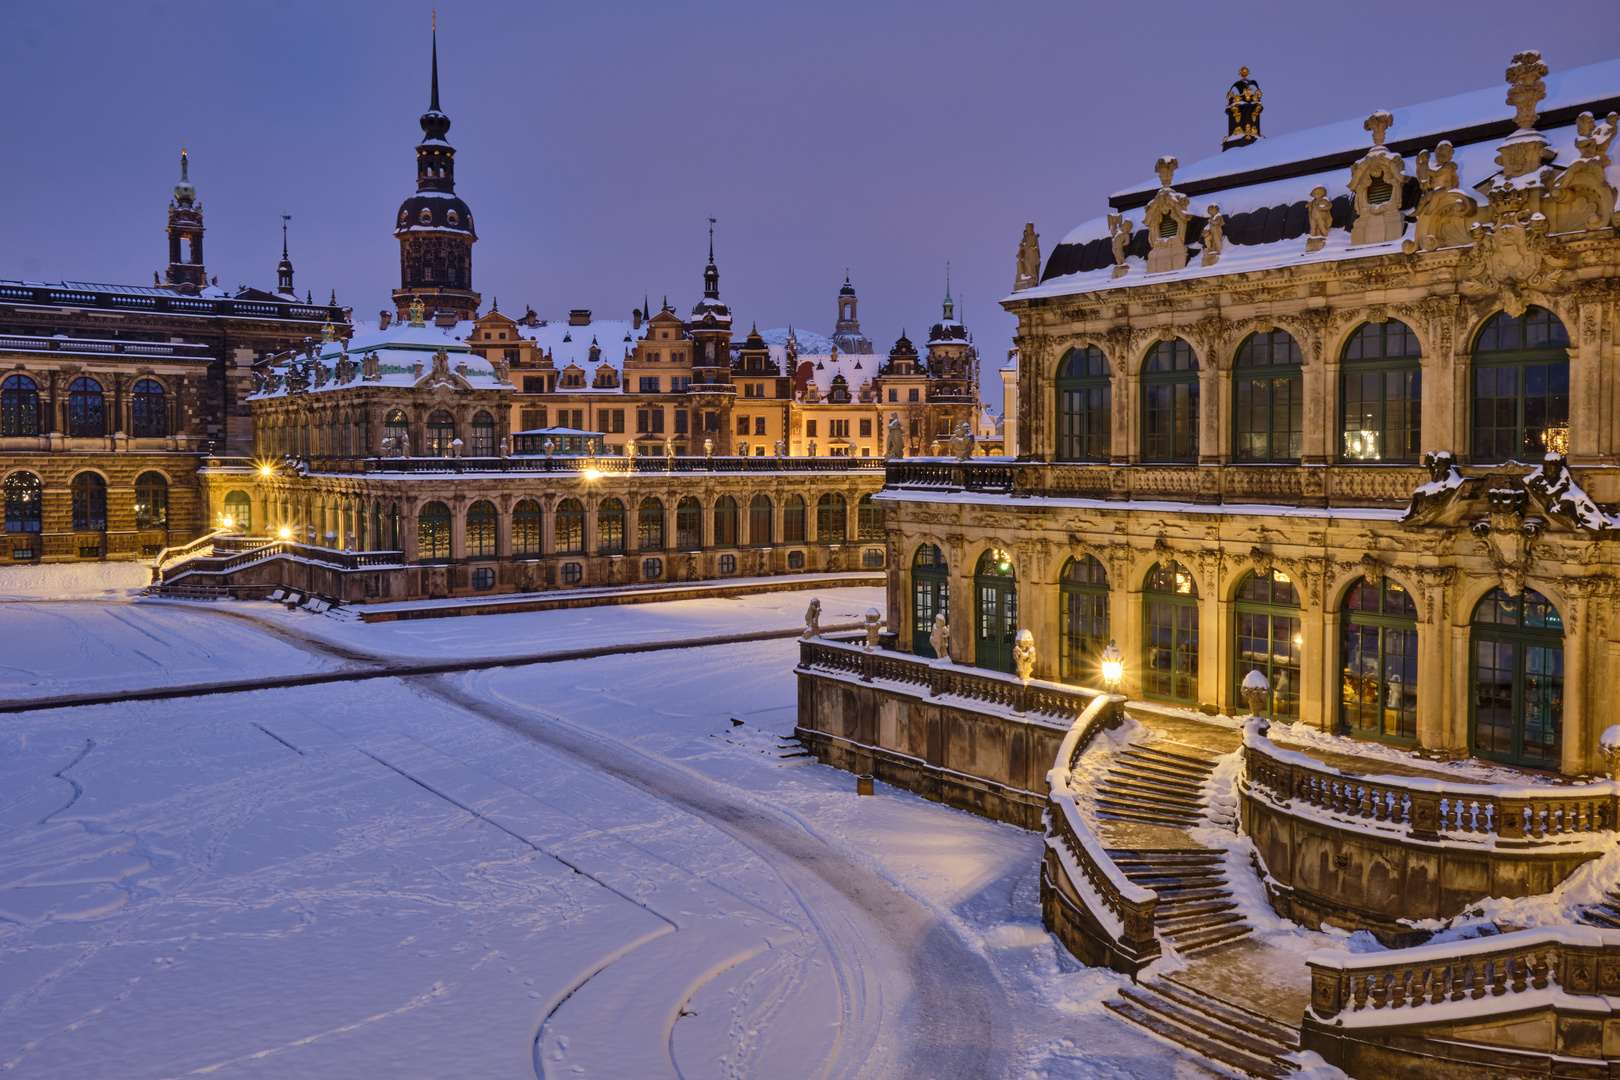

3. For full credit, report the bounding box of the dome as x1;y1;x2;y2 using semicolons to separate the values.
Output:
395;194;476;239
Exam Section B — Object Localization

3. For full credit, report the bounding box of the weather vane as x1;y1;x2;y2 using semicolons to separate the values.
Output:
431;10;436;30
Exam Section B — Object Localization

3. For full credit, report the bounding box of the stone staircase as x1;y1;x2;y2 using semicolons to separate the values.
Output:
1109;848;1253;954
1577;890;1620;929
1104;975;1300;1079
1094;744;1214;828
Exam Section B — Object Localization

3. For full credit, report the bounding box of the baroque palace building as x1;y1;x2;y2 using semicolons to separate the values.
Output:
882;52;1620;775
185;30;985;602
0;152;348;562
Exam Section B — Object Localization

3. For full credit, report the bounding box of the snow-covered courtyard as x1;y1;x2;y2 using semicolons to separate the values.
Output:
0;573;1190;1079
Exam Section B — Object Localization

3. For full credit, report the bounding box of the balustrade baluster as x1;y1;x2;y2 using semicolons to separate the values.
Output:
1371;972;1390;1009
1390;969;1408;1008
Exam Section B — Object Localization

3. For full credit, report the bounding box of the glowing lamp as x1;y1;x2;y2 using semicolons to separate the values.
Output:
582;467;602;480
220;516;233;529
278;526;292;539
1100;639;1124;693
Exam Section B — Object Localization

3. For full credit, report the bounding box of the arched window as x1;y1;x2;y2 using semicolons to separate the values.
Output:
1341;320;1421;462
713;496;738;549
1234;330;1303;462
128;378;166;438
224;490;252;533
426;410;456;457
388;503;401;551
1235;568;1301;721
856;494;883;540
417;501;451;560
356;410;369;457
4;471;42;533
675;496;702;550
973;549;1018;673
470;410;495;457
513;499;542;556
1472;587;1564;767
68;377;105;437
2;375;40;437
71;472;107;531
1472;307;1570;463
134;471;168;530
638;497;665;551
385;409;410;453
1056;346;1111;462
748;494;773;546
466;500;497;559
816;493;846;544
1141;340;1199;462
555;498;584;554
1341;576;1419;742
1059;555;1110;685
912;544;950;658
598;497;625;555
338;412;352;458
783;495;807;544
1143;561;1198;704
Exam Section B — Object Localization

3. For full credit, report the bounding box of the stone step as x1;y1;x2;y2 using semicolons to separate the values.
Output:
1158;910;1248;936
1119;984;1289;1062
1095;803;1198;829
1113;754;1212;783
1170;921;1255;953
1094;793;1202;815
1105;997;1292;1080
1096;779;1206;806
1153;885;1234;904
1096;807;1202;828
1120;869;1225;887
1583;904;1620;929
1153;976;1302;1051
1128;744;1225;771
1108;847;1224;864
1152;898;1238;920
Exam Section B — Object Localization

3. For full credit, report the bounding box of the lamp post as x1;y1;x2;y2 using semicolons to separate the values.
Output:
1100;639;1125;723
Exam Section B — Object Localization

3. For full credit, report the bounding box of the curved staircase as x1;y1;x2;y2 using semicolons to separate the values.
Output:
1106;976;1299;1079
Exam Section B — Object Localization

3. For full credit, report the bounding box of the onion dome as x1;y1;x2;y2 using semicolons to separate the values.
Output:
172;149;196;207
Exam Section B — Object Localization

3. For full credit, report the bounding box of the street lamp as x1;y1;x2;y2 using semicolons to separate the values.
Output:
1100;639;1123;693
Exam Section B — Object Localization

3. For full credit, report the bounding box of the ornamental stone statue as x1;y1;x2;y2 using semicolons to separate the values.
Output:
929;613;950;663
1013;629;1036;682
803;598;822;639
884;412;906;459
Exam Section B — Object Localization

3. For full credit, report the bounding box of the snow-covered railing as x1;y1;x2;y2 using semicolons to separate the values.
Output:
1044;693;1160;972
149;527;231;579
281;454;890;477
160;540;406;582
1244;725;1619;846
1306;925;1620;1024
796;638;1099;726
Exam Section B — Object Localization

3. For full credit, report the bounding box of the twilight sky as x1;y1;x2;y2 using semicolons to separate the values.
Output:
2;1;1615;409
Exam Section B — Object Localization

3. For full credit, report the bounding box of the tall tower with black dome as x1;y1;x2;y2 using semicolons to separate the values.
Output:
164;149;207;292
392;25;480;323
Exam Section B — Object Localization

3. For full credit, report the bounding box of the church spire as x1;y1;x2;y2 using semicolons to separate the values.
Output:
703;216;719;299
277;213;295;296
430;19;440;112
942;262;955;321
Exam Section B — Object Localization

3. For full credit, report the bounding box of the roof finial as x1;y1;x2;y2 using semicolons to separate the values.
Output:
708;216;716;262
180;144;189;181
429;17;440;112
281;213;291;258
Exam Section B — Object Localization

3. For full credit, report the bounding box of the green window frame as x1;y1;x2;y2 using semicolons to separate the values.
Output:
748;494;773;546
1056;346;1111;462
1143;560;1198;703
1471;306;1570;464
973;549;1017;674
1234;568;1301;721
426;410;457;458
816;493;846;545
638;497;665;552
1340;576;1419;742
1059;554;1110;685
1471;587;1564;768
912;543;949;658
713;496;738;549
783;495;806;544
512;499;542;556
555;498;585;555
223;489;252;534
1233;330;1303;462
675;497;703;550
134;471;168;531
466;500;497;559
1141;339;1199;462
1340;320;1422;462
598;497;625;555
417;500;451;561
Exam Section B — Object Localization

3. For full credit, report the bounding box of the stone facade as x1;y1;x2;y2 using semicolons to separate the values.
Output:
884;53;1620;776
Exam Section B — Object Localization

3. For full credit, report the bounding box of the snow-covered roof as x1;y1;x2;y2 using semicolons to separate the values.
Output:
250;319;506;400
1024;55;1620;303
795;352;881;398
759;327;834;354
1110;56;1620;203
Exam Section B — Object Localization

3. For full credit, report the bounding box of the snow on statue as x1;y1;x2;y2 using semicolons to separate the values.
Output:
1013;629;1035;682
803;597;822;639
929;613;950;662
884;412;905;459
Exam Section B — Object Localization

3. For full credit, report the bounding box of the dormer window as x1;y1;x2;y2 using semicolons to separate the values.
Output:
1367;180;1393;205
1158;217;1178;238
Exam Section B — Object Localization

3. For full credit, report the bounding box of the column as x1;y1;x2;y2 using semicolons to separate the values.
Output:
1301;603;1328;731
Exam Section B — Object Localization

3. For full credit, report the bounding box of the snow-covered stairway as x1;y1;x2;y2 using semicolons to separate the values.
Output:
1094;744;1213;827
1104;975;1299;1079
1577;890;1620;928
1108;849;1253;953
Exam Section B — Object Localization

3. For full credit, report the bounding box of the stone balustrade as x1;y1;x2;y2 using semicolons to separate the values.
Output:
1302;926;1620;1076
1244;727;1620;846
1241;725;1617;937
1042;693;1160;974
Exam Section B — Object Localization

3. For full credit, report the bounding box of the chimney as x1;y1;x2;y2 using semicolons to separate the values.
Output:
568;309;592;326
